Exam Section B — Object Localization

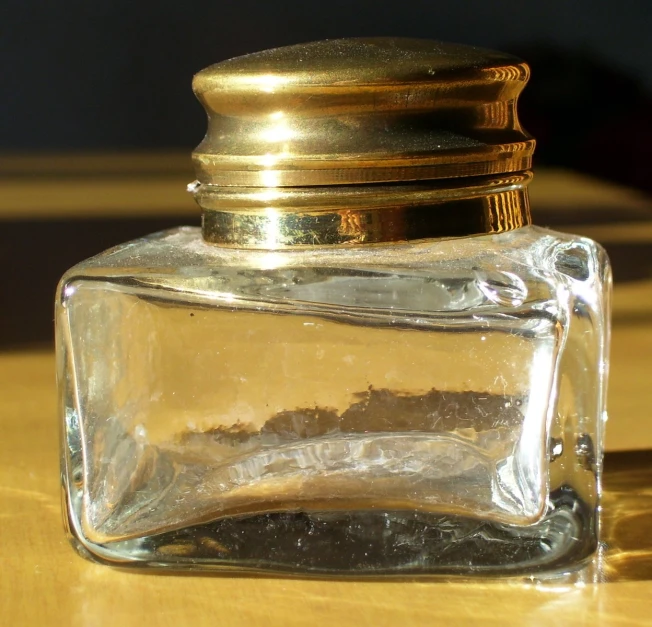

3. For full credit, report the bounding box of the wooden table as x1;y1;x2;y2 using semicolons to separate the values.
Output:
1;351;651;625
1;156;652;625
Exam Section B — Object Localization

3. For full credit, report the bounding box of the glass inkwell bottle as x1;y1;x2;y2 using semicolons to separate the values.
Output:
57;38;611;575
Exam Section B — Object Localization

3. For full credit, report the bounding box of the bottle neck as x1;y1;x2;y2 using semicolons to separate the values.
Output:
193;172;532;249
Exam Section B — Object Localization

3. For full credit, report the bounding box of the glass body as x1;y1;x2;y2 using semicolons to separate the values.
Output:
57;225;610;575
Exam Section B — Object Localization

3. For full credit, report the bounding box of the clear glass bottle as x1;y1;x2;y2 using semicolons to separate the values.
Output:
57;38;611;575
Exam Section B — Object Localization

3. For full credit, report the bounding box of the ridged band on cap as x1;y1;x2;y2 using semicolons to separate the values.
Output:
196;172;532;248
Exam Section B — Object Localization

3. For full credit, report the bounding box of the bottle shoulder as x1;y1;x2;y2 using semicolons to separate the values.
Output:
57;226;610;317
60;225;607;274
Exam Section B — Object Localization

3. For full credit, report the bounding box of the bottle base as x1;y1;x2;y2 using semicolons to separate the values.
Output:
66;486;596;576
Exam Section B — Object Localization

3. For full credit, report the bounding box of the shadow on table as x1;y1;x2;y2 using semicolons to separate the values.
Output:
601;450;652;582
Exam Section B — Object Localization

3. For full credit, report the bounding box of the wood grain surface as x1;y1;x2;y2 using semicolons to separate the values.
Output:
0;350;651;627
1;157;651;625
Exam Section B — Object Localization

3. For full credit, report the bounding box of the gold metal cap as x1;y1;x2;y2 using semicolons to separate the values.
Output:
192;38;534;187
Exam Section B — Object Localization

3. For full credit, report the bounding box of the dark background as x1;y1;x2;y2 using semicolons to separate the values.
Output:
3;0;652;189
2;1;652;346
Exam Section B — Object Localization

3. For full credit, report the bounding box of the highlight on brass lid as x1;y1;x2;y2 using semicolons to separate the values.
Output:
192;38;534;187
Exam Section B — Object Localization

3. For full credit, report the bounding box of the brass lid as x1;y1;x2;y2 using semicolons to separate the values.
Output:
192;38;534;187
